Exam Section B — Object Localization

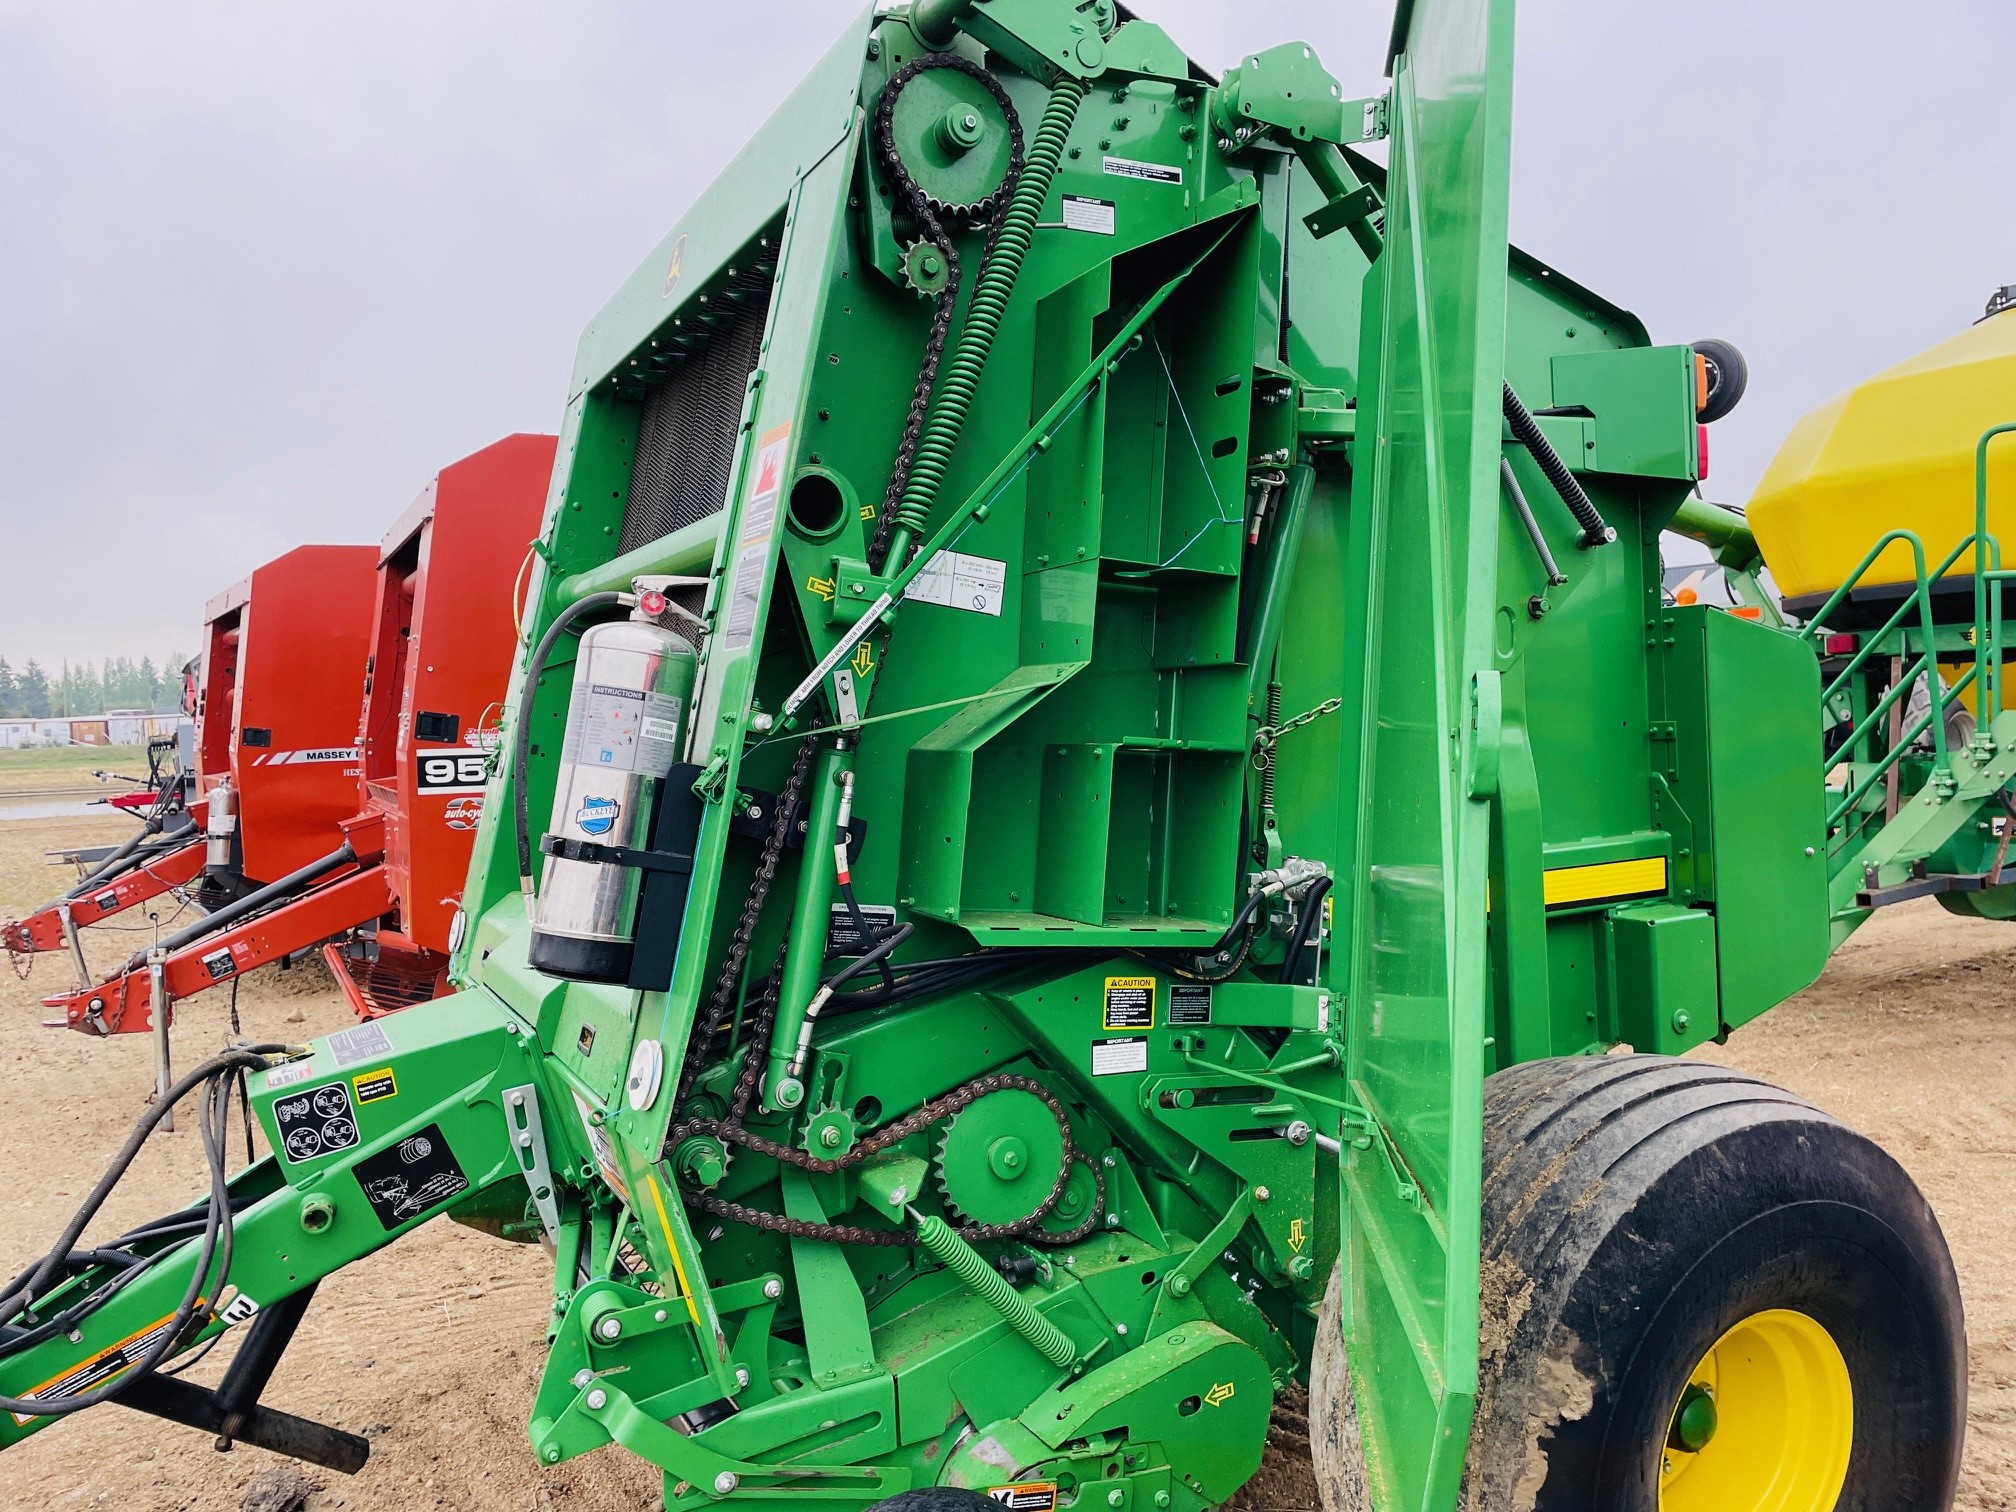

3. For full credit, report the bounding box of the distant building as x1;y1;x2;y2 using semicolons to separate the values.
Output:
0;712;179;749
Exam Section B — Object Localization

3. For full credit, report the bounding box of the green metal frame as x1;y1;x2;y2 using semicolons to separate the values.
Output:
6;5;1957;1511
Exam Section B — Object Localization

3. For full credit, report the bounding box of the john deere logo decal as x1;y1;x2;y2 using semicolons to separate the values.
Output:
575;795;620;837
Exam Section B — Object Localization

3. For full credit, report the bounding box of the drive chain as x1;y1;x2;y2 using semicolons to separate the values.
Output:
675;737;819;1108
670;1072;1107;1249
867;54;1025;574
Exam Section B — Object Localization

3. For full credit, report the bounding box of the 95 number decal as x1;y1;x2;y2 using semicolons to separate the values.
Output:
416;749;489;795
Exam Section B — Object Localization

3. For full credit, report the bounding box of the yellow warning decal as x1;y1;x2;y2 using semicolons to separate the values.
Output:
1542;856;1667;908
352;1067;398;1104
1102;976;1155;1030
986;1483;1058;1512
10;1308;183;1424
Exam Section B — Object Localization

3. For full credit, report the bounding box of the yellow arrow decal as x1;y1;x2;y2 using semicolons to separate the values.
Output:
1204;1381;1235;1407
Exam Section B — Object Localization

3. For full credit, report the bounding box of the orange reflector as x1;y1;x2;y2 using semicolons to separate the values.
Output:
1731;605;1763;621
1695;352;1710;412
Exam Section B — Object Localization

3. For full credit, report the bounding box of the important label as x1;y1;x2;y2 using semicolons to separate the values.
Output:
200;947;237;981
352;1067;399;1104
1103;975;1155;1030
560;685;684;777
1061;194;1115;234
273;1082;360;1164
327;1020;395;1068
353;1124;471;1232
1169;983;1213;1025
415;748;489;795
827;902;898;955
722;542;769;651
1091;1038;1148;1076
904;549;1005;617
988;1485;1058;1512
1102;154;1182;185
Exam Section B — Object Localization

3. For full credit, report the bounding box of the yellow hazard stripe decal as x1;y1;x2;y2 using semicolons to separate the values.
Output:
1543;857;1667;908
645;1173;704;1330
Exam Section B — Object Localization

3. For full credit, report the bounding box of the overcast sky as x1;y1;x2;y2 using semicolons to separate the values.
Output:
3;1;2010;666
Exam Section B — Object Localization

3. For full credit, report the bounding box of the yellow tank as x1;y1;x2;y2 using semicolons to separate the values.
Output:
1749;307;2016;606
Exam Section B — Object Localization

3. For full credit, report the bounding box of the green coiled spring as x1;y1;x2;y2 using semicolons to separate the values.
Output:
885;73;1088;560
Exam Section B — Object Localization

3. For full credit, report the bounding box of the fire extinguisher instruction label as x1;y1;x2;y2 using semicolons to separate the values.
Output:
561;685;684;775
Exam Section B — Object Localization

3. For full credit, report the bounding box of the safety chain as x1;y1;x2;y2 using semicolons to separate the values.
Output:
1252;697;1344;763
669;1072;1106;1249
866;54;1025;573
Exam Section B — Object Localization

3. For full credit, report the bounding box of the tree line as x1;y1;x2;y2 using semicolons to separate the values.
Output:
0;655;188;719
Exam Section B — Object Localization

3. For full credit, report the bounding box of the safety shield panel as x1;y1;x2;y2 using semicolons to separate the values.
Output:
1340;0;1515;1506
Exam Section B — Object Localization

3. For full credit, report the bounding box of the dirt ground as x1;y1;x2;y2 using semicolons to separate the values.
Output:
1;812;2011;1510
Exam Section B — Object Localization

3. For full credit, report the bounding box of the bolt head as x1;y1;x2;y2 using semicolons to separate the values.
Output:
572;1369;594;1388
736;1367;751;1388
820;1125;843;1148
1255;1185;1271;1203
714;1473;740;1495
597;1316;623;1340
585;1388;608;1410
762;1278;783;1299
654;1308;668;1322
546;1447;561;1463
1168;1275;1191;1298
1108;1490;1125;1508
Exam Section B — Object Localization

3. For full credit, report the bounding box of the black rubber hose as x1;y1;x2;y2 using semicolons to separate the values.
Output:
512;592;629;903
115;842;357;974
1503;383;1614;548
0;1046;282;1412
1278;875;1335;985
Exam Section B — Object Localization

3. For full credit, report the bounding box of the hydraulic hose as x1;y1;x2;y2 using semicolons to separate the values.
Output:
1278;875;1334;985
1502;383;1614;548
511;592;629;909
0;1045;282;1416
882;73;1088;566
116;840;358;974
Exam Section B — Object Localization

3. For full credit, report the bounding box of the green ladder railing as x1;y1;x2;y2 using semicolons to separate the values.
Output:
1807;422;2016;881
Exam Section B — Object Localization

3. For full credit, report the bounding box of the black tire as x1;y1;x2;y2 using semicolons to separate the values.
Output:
1463;1054;1965;1511
1693;338;1749;423
867;1492;1001;1512
1310;1260;1370;1512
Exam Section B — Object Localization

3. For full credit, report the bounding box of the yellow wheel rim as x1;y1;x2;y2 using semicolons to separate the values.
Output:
1658;1308;1853;1512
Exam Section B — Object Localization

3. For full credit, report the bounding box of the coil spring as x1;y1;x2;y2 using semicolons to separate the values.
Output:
885;75;1089;552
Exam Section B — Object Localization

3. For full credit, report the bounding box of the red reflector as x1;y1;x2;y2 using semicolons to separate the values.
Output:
1823;632;1858;655
1697;424;1710;480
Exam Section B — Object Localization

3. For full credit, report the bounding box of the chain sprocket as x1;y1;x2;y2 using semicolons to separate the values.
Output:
669;1072;1106;1249
867;53;1025;575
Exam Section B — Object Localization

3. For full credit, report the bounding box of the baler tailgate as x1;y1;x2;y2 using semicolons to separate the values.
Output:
1339;1;1515;1507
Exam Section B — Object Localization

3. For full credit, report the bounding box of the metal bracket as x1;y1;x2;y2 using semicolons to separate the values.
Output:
504;1084;561;1245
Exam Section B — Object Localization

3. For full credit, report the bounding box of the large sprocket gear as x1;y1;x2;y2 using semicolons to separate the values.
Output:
885;66;1015;215
933;1088;1065;1227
